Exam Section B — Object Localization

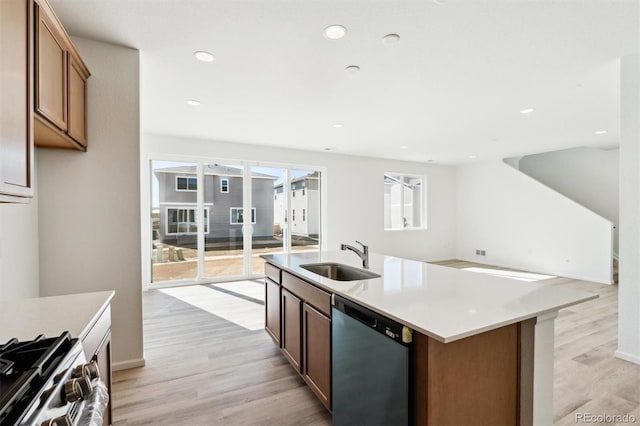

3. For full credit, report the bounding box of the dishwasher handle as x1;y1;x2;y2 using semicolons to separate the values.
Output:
333;295;410;346
344;304;378;328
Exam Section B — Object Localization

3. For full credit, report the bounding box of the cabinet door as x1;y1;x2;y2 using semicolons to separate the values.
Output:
281;289;302;372
67;54;87;146
303;303;331;410
265;278;281;345
0;0;33;201
94;331;112;426
35;4;67;131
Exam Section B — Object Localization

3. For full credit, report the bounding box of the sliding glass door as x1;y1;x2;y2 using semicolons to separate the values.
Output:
151;160;199;283
201;162;245;281
250;166;287;275
290;169;320;254
149;159;322;285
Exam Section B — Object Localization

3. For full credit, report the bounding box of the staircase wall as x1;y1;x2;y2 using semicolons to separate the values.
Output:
455;159;613;284
515;147;619;253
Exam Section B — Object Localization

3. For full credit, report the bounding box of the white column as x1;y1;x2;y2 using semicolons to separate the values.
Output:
616;54;640;365
533;311;558;426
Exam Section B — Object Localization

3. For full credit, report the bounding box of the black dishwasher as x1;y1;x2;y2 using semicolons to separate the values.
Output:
332;295;412;426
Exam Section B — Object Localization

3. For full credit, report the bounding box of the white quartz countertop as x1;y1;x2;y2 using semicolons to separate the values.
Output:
0;291;114;343
261;252;597;343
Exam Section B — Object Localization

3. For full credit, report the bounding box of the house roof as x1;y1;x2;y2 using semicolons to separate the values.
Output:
154;164;276;179
273;171;319;190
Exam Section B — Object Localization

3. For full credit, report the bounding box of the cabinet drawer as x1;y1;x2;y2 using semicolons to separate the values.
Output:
282;271;331;317
82;305;111;359
265;263;281;283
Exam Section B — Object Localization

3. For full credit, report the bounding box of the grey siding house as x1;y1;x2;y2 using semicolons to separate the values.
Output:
154;164;276;247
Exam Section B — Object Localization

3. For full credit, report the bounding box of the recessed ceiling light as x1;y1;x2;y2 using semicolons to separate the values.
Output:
400;145;409;149
345;65;361;74
468;155;477;159
520;108;536;114
382;34;401;44
332;123;344;128
594;130;608;135
324;25;347;40
186;99;201;106
194;51;215;62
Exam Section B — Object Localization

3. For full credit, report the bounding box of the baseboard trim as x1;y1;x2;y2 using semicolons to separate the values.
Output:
615;350;640;365
455;257;613;285
112;358;146;371
423;257;457;263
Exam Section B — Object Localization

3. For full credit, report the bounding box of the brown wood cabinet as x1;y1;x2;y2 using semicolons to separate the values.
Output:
34;0;90;151
302;303;331;410
265;278;281;345
82;304;112;426
0;0;34;203
281;288;303;372
265;264;332;410
66;54;88;145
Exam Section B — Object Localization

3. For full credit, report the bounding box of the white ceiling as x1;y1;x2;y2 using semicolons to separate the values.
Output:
50;0;638;164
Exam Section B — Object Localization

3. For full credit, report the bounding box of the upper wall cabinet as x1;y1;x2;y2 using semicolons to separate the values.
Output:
0;0;34;202
34;0;90;151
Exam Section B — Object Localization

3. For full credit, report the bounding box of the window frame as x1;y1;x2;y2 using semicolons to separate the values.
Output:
175;176;197;192
165;206;209;235
230;207;256;225
383;172;427;231
220;178;229;193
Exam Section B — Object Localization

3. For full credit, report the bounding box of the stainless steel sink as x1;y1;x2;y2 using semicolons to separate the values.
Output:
300;262;381;281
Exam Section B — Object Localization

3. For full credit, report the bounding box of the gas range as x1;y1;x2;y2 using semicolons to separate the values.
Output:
0;332;108;426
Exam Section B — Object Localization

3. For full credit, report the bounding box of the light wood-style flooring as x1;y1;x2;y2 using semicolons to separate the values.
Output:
113;261;640;425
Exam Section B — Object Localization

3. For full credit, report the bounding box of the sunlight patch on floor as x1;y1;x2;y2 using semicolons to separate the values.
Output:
463;267;556;282
159;280;265;331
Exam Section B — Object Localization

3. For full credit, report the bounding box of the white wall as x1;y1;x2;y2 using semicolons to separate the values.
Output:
0;162;39;300
143;134;456;268
516;147;619;252
617;54;640;365
37;38;143;369
455;160;613;284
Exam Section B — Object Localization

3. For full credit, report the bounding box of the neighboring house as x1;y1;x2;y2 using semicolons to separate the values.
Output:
154;164;276;246
383;174;424;230
274;172;319;237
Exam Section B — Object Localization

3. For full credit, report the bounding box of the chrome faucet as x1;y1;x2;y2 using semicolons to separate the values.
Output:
341;241;369;269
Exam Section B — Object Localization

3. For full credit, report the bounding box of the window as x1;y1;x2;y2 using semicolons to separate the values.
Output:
292;209;295;221
384;173;425;230
230;207;256;224
166;207;208;234
303;209;306;221
302;188;306;196
292;190;296;198
220;178;229;193
176;176;197;191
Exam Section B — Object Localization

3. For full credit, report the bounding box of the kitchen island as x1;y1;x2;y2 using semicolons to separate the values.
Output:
262;251;597;426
